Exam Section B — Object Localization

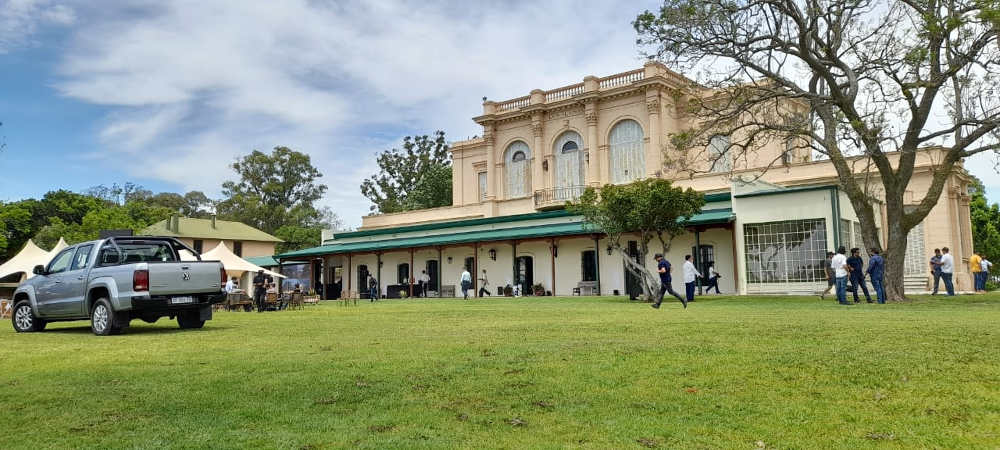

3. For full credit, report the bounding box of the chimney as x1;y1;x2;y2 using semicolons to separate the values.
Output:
211;214;217;229
170;214;179;233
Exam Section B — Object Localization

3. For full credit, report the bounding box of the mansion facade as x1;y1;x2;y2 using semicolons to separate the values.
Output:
279;62;976;298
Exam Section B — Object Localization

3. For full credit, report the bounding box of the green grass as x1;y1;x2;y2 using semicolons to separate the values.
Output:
2;294;999;449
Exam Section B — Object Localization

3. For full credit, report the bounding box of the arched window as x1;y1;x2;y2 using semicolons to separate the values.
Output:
554;131;584;198
609;119;645;184
505;141;531;198
709;135;731;173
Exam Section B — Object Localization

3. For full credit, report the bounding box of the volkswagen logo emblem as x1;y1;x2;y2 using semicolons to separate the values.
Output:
182;272;191;281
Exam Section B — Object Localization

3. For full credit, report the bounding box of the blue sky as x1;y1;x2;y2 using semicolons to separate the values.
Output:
2;0;999;230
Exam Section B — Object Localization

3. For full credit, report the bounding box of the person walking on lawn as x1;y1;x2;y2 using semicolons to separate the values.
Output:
682;254;702;303
846;248;872;303
478;269;492;297
940;247;955;296
831;247;850;305
929;249;943;294
367;274;379;302
867;248;886;303
253;269;267;312
820;252;836;300
418;270;431;297
652;253;686;309
706;262;721;294
970;251;983;293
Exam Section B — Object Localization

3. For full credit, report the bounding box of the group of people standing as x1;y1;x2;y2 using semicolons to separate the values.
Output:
930;249;993;295
822;247;886;304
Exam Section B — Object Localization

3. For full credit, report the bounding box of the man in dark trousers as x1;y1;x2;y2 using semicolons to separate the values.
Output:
820;252;836;300
846;248;872;303
929;248;943;295
652;253;686;309
867;248;886;303
252;269;267;312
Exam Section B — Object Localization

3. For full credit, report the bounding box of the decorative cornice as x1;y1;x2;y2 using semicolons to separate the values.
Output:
585;110;598;125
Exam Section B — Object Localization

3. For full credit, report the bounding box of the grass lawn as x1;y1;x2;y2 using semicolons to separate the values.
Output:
2;294;999;449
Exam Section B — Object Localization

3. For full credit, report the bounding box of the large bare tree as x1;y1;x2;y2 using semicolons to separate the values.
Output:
635;0;1000;300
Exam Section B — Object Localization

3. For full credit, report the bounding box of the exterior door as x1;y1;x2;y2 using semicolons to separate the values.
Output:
515;256;533;295
357;264;370;298
426;260;439;291
51;244;94;317
35;248;76;317
692;245;714;287
624;240;642;299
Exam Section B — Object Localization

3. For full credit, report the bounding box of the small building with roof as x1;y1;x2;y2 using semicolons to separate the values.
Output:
140;214;282;258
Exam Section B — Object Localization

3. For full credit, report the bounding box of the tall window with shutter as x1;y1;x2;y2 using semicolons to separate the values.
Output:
505;141;531;198
554;131;585;199
608;120;644;184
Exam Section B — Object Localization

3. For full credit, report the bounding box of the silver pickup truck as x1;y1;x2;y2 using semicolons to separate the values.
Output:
10;236;226;335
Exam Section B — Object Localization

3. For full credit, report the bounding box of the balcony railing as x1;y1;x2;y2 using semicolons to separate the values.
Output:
534;186;586;209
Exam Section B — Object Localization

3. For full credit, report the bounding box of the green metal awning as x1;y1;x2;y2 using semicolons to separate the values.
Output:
277;208;734;259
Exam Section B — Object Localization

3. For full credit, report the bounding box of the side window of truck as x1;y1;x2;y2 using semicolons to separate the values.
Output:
47;248;76;274
97;245;121;267
71;244;95;271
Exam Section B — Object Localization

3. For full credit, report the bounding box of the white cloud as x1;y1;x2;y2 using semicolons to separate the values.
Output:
0;0;75;53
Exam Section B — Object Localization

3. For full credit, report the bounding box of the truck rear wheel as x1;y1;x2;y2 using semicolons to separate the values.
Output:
91;298;123;336
177;311;205;329
12;300;46;332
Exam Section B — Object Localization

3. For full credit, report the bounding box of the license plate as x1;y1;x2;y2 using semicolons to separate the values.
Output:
171;296;194;305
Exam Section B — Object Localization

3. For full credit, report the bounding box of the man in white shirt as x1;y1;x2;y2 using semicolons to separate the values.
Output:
831;246;850;305
460;268;473;300
224;276;236;294
706;263;721;294
939;247;955;296
982;258;993;291
682;254;702;303
418;270;431;297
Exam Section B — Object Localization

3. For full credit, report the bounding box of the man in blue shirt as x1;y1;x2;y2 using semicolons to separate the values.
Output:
867;248;886;303
846;248;872;303
652;253;686;309
929;249;942;295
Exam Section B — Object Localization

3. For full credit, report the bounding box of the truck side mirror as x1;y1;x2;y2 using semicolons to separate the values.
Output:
33;265;46;275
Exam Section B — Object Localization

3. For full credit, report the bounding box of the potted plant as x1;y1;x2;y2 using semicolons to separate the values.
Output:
532;283;545;296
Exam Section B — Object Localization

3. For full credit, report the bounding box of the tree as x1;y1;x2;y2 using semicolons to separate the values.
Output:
635;0;1000;300
361;131;452;214
216;146;330;234
970;178;1000;267
568;179;705;299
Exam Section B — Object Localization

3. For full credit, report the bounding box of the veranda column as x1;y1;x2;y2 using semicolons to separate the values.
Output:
585;102;600;187
645;90;662;178
409;248;414;298
532;111;546;194
437;247;443;298
473;243;479;296
550;238;557;295
511;241;518;294
347;253;352;299
593;235;601;295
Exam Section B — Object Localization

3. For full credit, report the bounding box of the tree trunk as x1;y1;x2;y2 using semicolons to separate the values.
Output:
617;248;659;300
881;211;910;301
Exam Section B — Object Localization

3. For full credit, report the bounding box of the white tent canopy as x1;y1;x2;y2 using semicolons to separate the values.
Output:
49;238;68;255
0;240;58;282
199;242;284;279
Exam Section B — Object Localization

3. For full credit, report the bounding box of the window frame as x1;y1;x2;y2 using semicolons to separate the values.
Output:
71;244;95;271
47;248;76;274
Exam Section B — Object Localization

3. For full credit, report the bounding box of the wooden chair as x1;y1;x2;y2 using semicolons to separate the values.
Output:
289;293;305;310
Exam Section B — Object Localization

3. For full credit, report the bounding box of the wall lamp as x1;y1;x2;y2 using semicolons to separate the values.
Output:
447;256;453;264
488;248;497;260
606;245;613;256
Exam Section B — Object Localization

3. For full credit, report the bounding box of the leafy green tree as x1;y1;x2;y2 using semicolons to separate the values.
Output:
635;0;1000;300
361;131;452;214
569;179;705;298
970;178;1000;271
216;146;336;238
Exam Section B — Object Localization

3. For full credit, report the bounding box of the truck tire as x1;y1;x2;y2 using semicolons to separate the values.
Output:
90;298;122;336
12;300;46;332
177;311;205;329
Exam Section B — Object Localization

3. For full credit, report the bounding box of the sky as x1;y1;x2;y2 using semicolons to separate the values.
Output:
1;0;999;230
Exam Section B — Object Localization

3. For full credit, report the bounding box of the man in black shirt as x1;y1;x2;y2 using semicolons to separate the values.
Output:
253;270;267;312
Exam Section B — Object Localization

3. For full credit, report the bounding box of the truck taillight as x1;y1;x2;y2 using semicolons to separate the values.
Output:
220;266;227;285
134;269;149;292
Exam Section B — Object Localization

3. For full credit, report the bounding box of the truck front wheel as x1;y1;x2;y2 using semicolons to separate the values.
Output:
12;301;46;332
177;311;205;329
91;298;123;336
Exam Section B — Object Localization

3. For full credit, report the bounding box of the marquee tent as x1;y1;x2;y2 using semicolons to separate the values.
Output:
199;242;284;290
0;238;68;282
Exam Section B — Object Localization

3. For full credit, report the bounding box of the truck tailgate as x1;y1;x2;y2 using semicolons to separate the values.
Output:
147;261;223;296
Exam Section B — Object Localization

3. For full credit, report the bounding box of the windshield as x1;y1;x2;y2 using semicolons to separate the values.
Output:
119;242;178;263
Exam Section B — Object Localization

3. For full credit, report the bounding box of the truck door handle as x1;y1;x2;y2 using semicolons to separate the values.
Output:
77;276;86;280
